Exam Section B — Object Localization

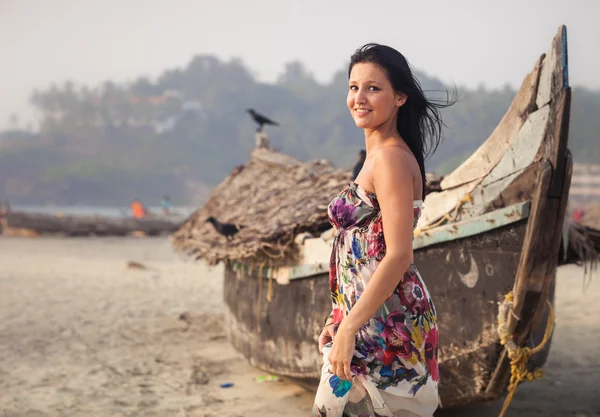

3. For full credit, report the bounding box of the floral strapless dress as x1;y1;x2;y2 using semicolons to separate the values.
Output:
312;182;439;417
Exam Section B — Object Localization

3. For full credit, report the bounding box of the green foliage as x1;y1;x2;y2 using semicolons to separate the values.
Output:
1;56;599;205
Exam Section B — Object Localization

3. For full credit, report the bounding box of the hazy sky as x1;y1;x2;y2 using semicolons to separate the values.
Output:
2;0;599;130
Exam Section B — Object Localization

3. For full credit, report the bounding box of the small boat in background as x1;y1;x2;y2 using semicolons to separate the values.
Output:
1;210;181;237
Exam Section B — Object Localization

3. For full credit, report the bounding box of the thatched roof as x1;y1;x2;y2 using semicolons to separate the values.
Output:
563;221;600;270
172;144;599;270
172;146;352;265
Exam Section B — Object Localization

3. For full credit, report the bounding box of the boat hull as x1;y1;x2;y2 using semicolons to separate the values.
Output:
223;219;555;408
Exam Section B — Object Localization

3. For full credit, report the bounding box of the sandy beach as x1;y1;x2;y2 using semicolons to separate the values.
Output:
0;237;599;417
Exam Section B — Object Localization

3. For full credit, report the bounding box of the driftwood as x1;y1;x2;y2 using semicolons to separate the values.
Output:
3;211;181;237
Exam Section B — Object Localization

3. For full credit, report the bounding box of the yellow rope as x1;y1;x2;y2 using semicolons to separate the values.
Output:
497;291;555;417
413;193;473;237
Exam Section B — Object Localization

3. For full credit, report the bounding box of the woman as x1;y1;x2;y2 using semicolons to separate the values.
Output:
312;44;453;417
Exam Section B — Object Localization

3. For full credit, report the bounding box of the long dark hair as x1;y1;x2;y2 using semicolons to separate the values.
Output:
349;44;456;198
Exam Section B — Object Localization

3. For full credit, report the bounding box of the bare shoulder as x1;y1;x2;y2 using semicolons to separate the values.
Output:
372;146;418;178
371;146;421;200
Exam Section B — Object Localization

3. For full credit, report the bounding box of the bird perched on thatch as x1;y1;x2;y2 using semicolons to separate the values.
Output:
246;108;279;132
205;216;245;240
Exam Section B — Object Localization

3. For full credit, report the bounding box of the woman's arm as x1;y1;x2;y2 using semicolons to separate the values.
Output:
339;148;416;335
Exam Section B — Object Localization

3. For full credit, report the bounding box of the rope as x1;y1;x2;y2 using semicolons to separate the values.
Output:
413;193;473;237
496;291;555;417
259;233;297;260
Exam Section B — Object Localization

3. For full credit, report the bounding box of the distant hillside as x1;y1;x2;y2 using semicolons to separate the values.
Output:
1;56;598;205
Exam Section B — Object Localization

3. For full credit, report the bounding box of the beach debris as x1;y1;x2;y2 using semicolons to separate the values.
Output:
219;382;234;388
189;363;210;386
178;311;193;329
126;260;158;272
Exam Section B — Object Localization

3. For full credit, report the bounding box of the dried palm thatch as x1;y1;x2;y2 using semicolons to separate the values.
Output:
172;141;599;272
563;221;600;275
562;202;600;274
172;146;352;266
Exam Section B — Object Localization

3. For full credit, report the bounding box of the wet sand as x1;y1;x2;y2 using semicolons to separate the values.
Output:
0;237;598;416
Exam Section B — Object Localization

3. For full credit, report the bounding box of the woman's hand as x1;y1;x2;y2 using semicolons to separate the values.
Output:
318;323;335;353
327;325;356;381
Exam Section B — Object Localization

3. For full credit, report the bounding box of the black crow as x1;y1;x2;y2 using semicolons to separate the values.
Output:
246;108;279;132
205;216;245;240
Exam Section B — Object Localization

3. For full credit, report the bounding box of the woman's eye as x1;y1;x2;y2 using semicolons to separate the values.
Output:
369;86;379;91
349;85;358;91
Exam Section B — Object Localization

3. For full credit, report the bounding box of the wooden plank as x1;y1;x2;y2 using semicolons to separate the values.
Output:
440;55;543;190
488;159;549;332
463;171;522;218
513;90;571;338
561;26;569;88
547;90;572;197
418;179;482;228
536;26;568;108
481;105;550;187
413;201;530;250
487;163;540;212
486;88;572;395
535;42;555;108
527;152;572;334
485;161;553;395
458;105;549;218
517;86;572;338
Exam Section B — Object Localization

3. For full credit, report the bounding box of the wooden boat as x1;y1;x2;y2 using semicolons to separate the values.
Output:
1;210;181;237
223;26;573;408
173;26;596;409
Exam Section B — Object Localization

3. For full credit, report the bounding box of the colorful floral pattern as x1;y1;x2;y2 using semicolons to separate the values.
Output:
312;182;439;417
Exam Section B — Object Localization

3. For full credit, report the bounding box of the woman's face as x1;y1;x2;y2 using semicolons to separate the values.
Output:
347;62;406;130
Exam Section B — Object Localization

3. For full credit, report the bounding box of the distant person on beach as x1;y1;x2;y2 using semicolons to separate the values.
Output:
572;207;585;223
130;199;147;219
160;196;172;216
351;149;366;181
313;44;454;417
